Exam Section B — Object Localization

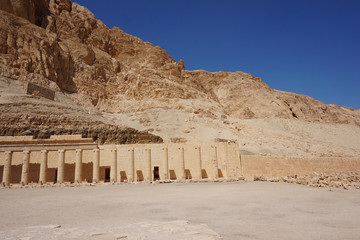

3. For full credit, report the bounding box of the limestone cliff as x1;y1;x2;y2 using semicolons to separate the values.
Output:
0;0;359;156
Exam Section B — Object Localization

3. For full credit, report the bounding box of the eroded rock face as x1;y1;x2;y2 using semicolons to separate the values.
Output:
0;101;163;144
0;9;75;92
0;0;359;144
0;0;37;24
0;76;163;144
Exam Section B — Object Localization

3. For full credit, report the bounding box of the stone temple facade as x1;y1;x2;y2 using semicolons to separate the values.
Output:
0;135;241;186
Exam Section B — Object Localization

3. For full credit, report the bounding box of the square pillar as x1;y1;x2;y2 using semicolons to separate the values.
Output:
128;149;135;182
110;149;117;183
211;146;219;179
2;151;12;186
57;150;65;184
178;147;185;180
75;149;82;183
162;147;169;180
39;150;47;184
195;146;202;180
145;149;151;182
92;149;100;183
21;150;30;185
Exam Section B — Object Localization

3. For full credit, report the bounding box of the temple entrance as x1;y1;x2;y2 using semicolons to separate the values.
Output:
105;168;110;182
153;166;160;181
54;169;58;183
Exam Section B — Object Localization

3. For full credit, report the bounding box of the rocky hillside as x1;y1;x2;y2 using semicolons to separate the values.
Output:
0;0;359;156
0;76;163;144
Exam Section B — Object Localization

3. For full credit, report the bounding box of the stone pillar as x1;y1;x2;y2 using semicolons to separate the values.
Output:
162;147;169;180
195;146;202;180
39;150;47;184
92;149;100;183
2;151;12;186
75;149;82;183
145;149;151;182
21;150;30;185
57;150;65;184
179;147;185;180
212;146;219;179
110;149;117;183
128;148;135;182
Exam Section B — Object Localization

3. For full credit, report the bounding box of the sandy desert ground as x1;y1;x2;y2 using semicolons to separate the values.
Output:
1;182;359;240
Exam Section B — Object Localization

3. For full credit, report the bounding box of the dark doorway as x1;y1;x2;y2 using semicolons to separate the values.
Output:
169;170;177;180
153;166;160;181
105;168;110;182
218;169;224;178
185;169;192;179
136;170;144;181
201;169;208;178
120;171;127;182
10;165;21;184
54;169;58;183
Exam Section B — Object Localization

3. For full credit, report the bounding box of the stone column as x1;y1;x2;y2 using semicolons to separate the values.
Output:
128;148;135;182
110;149;117;183
179;147;185;180
162;147;169;180
21;150;30;185
212;146;219;179
145;149;151;182
39;150;47;184
195;146;202;180
75;149;82;183
2;151;12;186
57;150;65;184
92;149;100;183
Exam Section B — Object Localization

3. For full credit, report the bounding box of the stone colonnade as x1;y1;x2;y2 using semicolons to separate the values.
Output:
1;141;240;186
1;148;100;186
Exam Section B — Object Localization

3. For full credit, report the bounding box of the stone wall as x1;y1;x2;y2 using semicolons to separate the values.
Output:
95;142;240;183
240;155;360;180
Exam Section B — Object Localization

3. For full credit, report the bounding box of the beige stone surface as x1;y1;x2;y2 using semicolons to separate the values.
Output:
241;155;360;180
50;134;83;140
0;136;34;141
0;182;360;239
2;138;360;191
0;141;241;185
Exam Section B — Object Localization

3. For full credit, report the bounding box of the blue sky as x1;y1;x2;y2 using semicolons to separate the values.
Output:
73;0;360;109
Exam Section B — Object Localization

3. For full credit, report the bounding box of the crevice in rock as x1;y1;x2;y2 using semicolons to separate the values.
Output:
288;107;298;119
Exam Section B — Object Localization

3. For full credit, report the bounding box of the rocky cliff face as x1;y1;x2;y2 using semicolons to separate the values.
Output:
0;76;163;144
0;0;359;155
1;0;358;125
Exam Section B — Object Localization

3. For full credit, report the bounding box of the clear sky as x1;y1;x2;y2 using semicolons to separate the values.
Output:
73;0;360;109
